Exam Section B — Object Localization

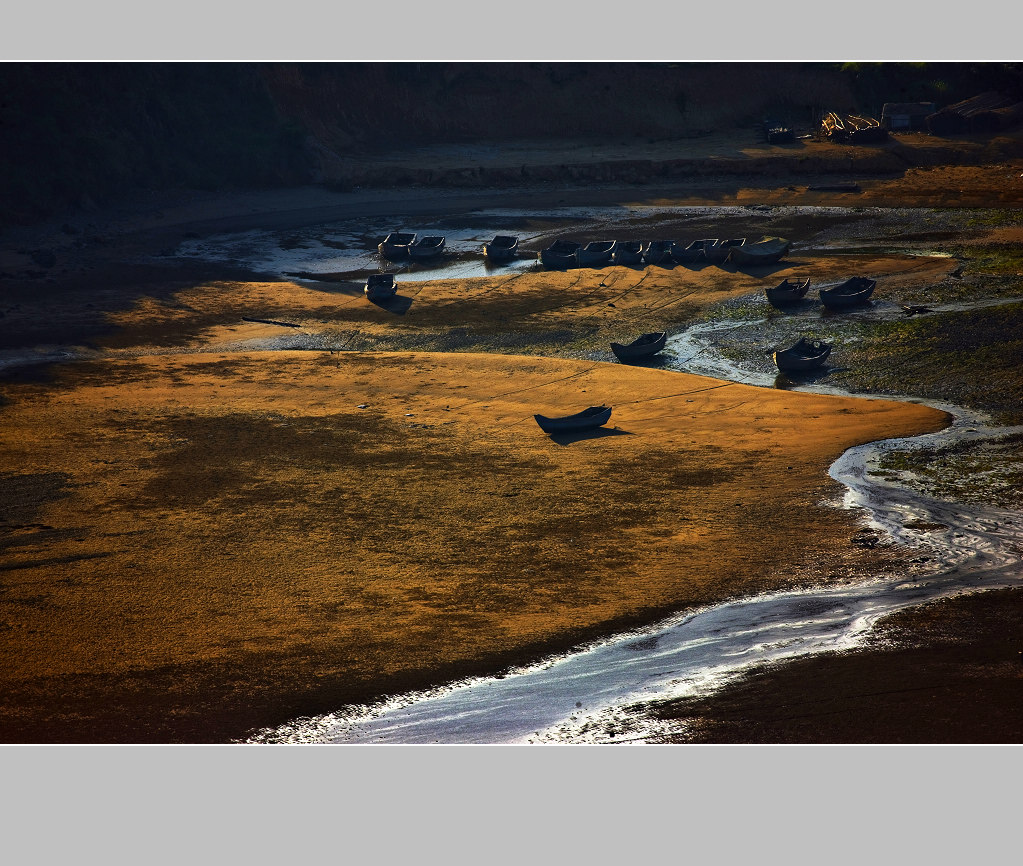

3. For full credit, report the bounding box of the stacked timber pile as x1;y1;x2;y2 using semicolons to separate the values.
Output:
821;112;888;144
926;91;1023;134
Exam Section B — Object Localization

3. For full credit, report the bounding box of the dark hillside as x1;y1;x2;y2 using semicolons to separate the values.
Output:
2;61;1021;228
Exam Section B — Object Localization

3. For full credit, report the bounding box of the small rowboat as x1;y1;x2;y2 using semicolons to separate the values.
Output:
610;331;667;362
534;405;612;435
365;273;397;301
611;240;644;265
820;276;876;309
765;277;811;306
483;235;519;261
539;239;583;269
670;239;710;264
773;337;831;372
378;231;416;261
704;238;746;263
408;235;446;260
727;236;791;266
575;240;617;267
642;240;673;265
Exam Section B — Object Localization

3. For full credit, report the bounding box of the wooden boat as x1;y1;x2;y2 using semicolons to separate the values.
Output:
483;235;519;261
704;238;746;263
575;240;617;267
764;277;811;306
364;273;397;301
378;231;416;261
539;239;583;269
670;239;711;264
820;276;876;309
727;236;791;266
642;240;673;265
534;405;612;434
408;235;446;260
773;337;832;372
610;332;667;362
611;240;644;265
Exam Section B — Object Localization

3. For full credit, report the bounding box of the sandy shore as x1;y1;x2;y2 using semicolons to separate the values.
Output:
2;132;1021;742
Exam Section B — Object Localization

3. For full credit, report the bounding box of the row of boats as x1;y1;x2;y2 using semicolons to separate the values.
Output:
766;276;876;310
377;230;791;269
538;236;791;269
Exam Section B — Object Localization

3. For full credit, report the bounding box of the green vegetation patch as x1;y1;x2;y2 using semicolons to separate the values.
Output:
833;300;1023;424
877;432;1023;510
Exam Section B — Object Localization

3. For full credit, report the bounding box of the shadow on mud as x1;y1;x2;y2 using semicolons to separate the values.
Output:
773;366;853;389
369;295;414;315
545;427;634;446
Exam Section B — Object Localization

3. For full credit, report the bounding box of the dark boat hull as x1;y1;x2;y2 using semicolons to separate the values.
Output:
483;235;519;261
820;277;876;309
642;241;673;265
408;236;446;260
704;238;746;263
534;405;612;434
539;241;582;269
611;242;643;265
575;241;616;267
378;232;416;261
365;274;397;301
728;237;791;266
773;338;831;372
765;277;811;306
670;240;708;264
610;332;667;362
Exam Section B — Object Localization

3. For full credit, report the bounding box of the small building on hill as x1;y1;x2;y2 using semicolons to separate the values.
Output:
881;102;937;130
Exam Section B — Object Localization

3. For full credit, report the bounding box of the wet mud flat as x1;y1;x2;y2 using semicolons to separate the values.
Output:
2;139;1023;743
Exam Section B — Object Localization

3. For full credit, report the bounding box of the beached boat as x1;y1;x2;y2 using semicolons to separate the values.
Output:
704;238;746;263
727;236;791;266
364;273;397;301
820;276;876;309
539;239;583;269
611;240;644;265
378;231;416;261
610;332;667;362
773;337;831;372
408;235;446;260
536;242;585;269
534;405;613;434
483;235;519;261
575;240;617;267
670;239;710;264
764;277;811;306
642;240;673;265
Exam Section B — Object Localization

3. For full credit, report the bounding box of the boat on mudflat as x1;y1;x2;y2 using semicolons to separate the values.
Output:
610;332;667;362
642;240;674;265
483;235;519;261
670;239;710;264
378;231;416;261
575;240;617;267
704;238;746;263
408;235;446;260
539;239;583;269
773;337;832;372
611;241;644;265
365;273;397;301
534;405;613;435
820;276;876;309
764;277;811;306
727;236;791;266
